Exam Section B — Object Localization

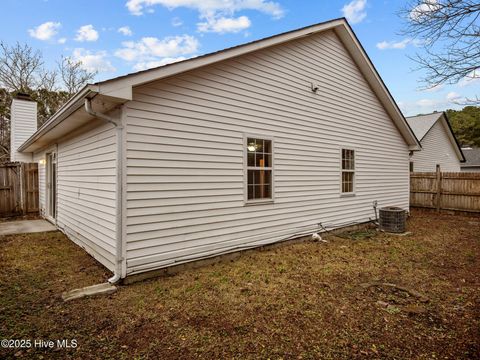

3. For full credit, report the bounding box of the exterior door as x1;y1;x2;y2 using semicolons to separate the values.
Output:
46;152;57;220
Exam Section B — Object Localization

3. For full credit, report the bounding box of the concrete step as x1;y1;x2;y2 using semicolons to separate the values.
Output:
62;283;117;302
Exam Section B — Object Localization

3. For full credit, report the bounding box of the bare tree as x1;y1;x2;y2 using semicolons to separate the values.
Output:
39;69;58;93
59;56;97;96
0;42;44;92
0;88;11;161
400;0;480;103
0;43;98;161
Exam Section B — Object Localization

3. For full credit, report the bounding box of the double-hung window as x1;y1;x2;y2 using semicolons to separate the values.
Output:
341;148;355;194
246;137;273;202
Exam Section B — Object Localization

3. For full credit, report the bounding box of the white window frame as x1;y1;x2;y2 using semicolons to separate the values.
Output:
243;134;275;205
340;147;356;197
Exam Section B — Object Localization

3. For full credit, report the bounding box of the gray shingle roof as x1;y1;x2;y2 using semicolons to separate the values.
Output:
462;147;480;167
405;112;443;141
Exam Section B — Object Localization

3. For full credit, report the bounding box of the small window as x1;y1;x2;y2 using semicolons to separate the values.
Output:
341;148;355;194
409;161;414;172
246;137;273;201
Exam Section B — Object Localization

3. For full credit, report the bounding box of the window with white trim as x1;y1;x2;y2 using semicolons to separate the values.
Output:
246;138;272;201
341;148;355;194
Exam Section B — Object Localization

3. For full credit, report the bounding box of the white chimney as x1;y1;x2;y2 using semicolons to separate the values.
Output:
10;93;37;162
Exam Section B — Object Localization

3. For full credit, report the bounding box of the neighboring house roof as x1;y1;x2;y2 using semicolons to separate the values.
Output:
461;147;480;168
406;112;465;162
19;17;421;153
406;112;442;141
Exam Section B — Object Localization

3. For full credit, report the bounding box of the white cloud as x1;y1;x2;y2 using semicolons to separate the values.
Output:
416;98;438;107
117;35;198;61
171;17;183;27
125;0;284;18
28;21;61;41
446;91;461;101
118;26;133;36
401;91;465;116
117;26;133;36
410;0;440;21
416;92;462;107
376;38;412;50
75;25;99;42
126;0;281;33
342;0;367;24
116;35;198;61
198;15;251;33
133;57;187;71
115;34;198;70
458;69;480;87
376;38;423;50
58;37;67;44
420;84;444;93
72;48;115;73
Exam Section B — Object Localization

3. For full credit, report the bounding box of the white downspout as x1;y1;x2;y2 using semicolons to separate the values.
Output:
84;98;123;284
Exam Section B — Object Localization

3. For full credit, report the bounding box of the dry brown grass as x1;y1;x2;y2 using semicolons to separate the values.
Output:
1;209;479;359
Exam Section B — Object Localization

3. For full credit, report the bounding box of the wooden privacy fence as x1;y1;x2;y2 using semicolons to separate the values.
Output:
410;169;480;213
0;162;39;217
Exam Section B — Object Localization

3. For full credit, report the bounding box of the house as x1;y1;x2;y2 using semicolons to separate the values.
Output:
406;112;465;172
461;147;480;172
11;18;420;282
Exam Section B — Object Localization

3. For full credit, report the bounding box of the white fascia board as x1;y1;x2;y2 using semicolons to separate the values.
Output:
92;84;132;101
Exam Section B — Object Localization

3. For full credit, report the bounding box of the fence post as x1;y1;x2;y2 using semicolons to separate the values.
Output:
24;163;29;215
20;163;26;215
436;165;442;212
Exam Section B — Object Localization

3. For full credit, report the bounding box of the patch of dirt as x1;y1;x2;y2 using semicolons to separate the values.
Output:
363;282;427;305
334;229;379;241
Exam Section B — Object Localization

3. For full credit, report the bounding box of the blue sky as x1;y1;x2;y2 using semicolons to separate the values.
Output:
0;0;477;115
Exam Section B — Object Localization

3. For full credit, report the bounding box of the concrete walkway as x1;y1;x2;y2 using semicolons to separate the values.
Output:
0;219;56;235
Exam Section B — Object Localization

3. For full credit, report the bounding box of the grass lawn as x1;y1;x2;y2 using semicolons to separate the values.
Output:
1;209;479;359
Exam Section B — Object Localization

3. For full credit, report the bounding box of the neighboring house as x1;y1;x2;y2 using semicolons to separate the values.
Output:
461;147;480;172
11;18;420;282
406;112;465;172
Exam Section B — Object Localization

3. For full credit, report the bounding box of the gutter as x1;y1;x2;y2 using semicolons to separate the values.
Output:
84;98;124;284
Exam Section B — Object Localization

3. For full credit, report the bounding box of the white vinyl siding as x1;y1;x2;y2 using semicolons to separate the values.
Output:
410;120;461;172
124;29;410;275
34;121;117;271
10;99;36;162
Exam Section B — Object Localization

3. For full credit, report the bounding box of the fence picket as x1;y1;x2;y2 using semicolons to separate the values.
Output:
411;171;480;212
0;162;39;217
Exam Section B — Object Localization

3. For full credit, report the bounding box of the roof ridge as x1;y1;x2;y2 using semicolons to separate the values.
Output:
405;112;443;119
